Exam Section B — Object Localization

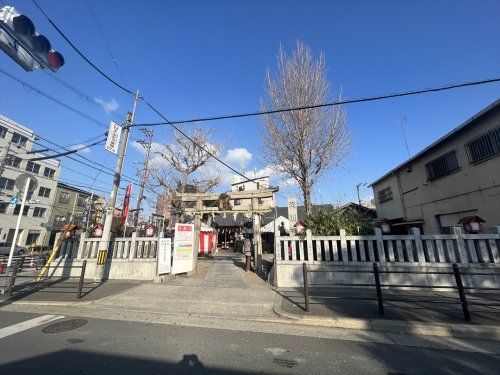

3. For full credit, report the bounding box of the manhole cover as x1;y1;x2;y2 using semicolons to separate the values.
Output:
42;319;88;334
273;358;297;368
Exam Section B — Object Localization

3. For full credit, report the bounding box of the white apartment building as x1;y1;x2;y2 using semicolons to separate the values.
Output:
230;175;274;210
0;114;60;246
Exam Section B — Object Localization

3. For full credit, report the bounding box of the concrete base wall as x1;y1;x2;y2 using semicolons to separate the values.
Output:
47;259;157;281
275;262;500;289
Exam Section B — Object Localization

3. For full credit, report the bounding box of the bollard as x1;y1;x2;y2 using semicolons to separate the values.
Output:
303;262;309;312
453;263;471;321
373;263;384;315
8;262;19;297
77;260;87;299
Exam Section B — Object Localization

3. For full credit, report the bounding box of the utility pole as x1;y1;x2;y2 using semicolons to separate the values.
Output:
356;182;366;206
134;128;153;228
94;90;140;282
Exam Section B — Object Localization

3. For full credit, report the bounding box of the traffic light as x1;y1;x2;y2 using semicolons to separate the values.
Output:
0;6;64;72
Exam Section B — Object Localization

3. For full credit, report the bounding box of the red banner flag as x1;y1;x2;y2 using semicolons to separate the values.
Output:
121;184;133;223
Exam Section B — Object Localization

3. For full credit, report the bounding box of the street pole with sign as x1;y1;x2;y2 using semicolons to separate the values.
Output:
94;90;140;282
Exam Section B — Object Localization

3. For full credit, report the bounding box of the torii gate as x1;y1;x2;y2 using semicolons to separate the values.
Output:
177;187;279;274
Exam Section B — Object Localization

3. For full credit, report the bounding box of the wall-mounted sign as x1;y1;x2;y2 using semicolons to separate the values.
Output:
105;121;122;154
172;223;194;275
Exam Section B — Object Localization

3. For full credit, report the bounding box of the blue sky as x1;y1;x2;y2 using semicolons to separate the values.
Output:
1;0;499;216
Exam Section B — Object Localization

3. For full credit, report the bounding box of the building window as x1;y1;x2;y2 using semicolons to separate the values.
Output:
11;133;28;148
13;204;30;216
77;194;87;207
465;126;500;164
38;187;51;198
26;161;41;174
378;187;393;203
0;125;7;138
59;191;70;204
256;182;260;190
234;199;242;206
54;215;66;229
425;150;460;181
5;154;22;168
238;185;245;192
0;177;15;191
25;230;41;246
0;202;8;214
44;167;56;179
33;207;46;218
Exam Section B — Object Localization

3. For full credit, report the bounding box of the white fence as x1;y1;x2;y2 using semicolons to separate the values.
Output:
57;232;158;260
273;227;500;287
50;232;159;280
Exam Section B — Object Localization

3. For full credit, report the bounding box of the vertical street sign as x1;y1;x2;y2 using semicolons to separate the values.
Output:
287;197;298;224
105;121;122;154
157;238;172;275
121;184;133;223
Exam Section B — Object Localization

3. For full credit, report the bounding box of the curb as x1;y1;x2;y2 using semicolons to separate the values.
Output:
272;294;500;341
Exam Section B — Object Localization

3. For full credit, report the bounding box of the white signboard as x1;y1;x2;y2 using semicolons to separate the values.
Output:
172;223;195;275
157;238;172;275
105;121;122;154
287;197;298;224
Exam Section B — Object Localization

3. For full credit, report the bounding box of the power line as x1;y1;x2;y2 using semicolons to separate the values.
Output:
32;0;135;96
0;67;107;128
134;77;500;127
42;70;126;120
85;0;128;87
29;138;106;161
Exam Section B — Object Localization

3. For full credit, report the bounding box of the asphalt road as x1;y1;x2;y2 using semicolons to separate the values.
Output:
1;311;499;374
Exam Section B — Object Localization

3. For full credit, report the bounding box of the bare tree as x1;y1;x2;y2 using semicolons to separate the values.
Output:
148;125;223;222
261;41;351;217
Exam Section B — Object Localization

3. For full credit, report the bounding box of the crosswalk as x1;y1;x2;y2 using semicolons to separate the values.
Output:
0;314;64;339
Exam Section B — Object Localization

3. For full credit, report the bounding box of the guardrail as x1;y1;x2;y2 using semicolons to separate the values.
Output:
302;262;500;321
1;260;87;299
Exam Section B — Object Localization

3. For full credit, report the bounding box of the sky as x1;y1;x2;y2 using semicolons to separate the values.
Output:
1;0;499;218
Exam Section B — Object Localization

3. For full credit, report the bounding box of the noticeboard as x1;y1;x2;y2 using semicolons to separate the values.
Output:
157;238;172;276
172;223;195;275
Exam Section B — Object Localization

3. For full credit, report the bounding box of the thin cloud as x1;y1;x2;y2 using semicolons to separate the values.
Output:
95;97;119;114
225;148;252;167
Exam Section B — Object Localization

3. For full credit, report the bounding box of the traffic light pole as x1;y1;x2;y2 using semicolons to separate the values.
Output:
94;90;140;282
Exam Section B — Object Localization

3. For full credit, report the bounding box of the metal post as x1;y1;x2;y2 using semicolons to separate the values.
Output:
303;262;309;312
8;262;19;297
77;260;87;299
452;263;471;321
134;129;153;228
7;176;31;268
373;262;384;315
95;90;140;282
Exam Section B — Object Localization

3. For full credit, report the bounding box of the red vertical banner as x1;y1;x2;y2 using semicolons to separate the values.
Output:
121;184;133;223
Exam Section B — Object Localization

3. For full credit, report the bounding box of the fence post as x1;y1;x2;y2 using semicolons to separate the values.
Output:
274;224;281;262
306;229;314;263
76;232;87;259
340;229;349;264
77;260;87;299
452;227;469;266
8;261;19;297
303;262;309;312
374;228;386;265
410;227;426;267
373;262;384;315
452;263;470;321
128;232;137;261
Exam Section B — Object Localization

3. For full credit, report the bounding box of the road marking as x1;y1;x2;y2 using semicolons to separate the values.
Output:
0;315;65;339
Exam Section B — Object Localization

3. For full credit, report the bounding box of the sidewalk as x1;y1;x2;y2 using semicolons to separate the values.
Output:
274;287;500;340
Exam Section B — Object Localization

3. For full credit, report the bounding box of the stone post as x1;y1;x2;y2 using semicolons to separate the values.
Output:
76;232;87;259
340;229;349;265
192;198;202;272
453;227;469;266
374;228;386;265
410;227;426;267
128;232;137;261
306;229;314;263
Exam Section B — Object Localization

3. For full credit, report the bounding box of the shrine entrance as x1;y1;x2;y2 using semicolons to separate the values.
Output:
177;186;279;274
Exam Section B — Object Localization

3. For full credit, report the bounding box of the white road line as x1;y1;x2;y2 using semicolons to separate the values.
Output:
0;315;65;339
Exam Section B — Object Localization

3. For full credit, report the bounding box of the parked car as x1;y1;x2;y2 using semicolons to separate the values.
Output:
0;242;28;256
